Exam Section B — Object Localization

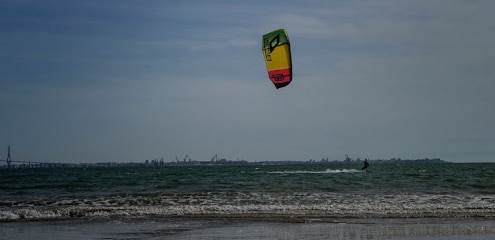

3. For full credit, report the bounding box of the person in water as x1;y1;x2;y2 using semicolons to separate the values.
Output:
362;159;369;171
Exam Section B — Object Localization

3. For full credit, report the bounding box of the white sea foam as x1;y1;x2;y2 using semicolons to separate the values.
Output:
269;169;361;174
2;193;495;221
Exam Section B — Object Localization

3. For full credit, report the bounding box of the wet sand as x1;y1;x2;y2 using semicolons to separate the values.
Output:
1;218;495;240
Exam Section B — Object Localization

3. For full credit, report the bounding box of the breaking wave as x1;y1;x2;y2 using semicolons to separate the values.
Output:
2;192;495;221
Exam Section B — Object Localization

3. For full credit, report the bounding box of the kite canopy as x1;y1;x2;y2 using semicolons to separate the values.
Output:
262;29;292;89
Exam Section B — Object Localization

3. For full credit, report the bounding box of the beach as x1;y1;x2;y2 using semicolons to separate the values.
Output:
2;218;495;240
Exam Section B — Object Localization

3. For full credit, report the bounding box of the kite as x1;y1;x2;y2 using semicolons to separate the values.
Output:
262;29;292;89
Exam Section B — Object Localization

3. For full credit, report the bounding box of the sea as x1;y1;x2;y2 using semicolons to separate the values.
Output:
1;162;495;239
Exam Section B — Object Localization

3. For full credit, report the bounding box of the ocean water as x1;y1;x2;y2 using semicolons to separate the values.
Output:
1;163;494;222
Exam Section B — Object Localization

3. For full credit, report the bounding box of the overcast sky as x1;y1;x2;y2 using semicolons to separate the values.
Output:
1;0;494;163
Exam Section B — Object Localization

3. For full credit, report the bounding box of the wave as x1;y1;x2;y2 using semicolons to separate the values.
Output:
3;192;494;221
269;169;362;174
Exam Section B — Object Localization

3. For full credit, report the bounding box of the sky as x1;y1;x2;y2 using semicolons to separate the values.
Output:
1;0;495;163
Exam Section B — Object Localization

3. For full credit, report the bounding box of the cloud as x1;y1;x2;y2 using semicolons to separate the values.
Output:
1;0;495;163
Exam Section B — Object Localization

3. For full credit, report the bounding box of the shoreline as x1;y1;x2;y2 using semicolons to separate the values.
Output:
2;217;495;240
2;215;495;224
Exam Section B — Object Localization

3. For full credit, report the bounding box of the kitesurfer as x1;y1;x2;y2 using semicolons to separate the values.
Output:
361;159;369;172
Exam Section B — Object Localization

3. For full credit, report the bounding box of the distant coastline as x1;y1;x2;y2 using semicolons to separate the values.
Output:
1;156;447;169
152;157;446;167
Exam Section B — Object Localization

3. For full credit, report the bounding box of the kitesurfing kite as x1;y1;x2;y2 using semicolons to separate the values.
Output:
262;29;292;89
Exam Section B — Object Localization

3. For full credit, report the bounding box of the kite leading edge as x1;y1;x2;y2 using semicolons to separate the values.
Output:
262;29;292;89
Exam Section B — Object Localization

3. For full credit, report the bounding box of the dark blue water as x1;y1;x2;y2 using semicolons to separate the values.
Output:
1;163;494;221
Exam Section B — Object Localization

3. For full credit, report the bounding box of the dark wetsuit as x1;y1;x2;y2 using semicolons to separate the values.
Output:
362;159;369;171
